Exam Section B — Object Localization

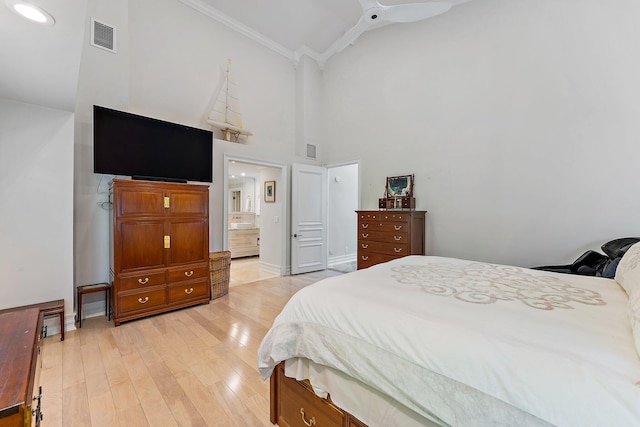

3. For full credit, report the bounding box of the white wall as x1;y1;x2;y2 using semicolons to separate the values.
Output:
73;0;129;317
321;0;640;267
72;0;314;299
295;55;323;158
128;0;302;255
0;99;74;332
258;167;286;274
328;164;358;266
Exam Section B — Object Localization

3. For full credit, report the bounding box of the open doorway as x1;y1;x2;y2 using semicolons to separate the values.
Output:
223;155;287;286
289;161;359;275
327;162;359;274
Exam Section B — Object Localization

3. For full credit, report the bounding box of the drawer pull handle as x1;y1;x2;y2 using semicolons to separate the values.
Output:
138;297;149;304
394;225;403;230
361;244;369;249
184;288;194;295
361;233;369;238
184;271;194;277
362;256;369;261
394;248;403;253
394;236;403;241
138;277;149;285
300;408;316;426
361;223;369;229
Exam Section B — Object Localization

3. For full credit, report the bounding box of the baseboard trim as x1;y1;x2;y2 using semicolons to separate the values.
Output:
328;254;356;268
259;260;282;276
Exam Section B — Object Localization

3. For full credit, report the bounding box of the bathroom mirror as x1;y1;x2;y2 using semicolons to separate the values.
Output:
228;176;256;212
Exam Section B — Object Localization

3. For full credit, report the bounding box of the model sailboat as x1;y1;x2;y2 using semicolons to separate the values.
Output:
207;60;253;142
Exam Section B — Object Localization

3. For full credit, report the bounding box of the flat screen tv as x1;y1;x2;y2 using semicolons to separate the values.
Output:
93;105;213;183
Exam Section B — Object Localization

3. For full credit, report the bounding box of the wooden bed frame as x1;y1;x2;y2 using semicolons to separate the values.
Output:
270;362;368;427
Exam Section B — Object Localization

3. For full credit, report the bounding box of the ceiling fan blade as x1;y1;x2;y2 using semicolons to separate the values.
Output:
329;16;372;54
384;1;453;23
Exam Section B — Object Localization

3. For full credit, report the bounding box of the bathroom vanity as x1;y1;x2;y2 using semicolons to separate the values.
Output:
228;212;259;258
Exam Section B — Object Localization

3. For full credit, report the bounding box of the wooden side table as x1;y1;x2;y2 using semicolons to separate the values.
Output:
76;282;112;328
41;300;65;341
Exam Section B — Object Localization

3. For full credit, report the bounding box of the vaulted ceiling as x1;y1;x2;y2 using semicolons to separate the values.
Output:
181;0;470;66
0;0;469;111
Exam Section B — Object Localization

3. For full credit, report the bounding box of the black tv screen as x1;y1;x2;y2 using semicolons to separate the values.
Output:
93;105;213;183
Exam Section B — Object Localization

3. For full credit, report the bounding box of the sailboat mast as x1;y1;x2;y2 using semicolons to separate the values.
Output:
225;60;231;124
205;59;253;140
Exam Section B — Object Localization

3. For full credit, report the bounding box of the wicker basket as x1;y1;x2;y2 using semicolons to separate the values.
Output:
209;251;231;299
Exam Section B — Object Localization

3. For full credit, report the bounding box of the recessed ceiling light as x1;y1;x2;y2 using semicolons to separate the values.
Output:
5;0;55;25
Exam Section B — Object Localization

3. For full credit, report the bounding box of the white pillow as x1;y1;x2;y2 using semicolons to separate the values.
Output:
615;241;640;295
615;242;640;357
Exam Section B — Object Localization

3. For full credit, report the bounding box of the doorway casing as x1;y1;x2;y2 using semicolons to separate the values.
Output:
223;154;288;276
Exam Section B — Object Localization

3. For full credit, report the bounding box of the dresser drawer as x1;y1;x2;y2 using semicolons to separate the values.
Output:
118;271;165;291
357;212;382;221
360;222;410;233
376;212;411;222
167;263;208;283
359;241;409;256
279;371;344;427
117;287;166;314
168;279;209;303
358;212;410;222
358;252;397;269
359;230;408;243
358;230;384;241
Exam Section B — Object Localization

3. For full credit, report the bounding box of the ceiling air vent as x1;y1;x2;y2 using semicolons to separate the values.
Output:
91;18;116;53
306;144;317;159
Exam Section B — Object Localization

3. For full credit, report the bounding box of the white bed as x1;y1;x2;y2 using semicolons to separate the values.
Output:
258;252;640;426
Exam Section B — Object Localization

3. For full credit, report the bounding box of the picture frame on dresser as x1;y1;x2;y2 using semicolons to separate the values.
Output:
386;174;413;197
379;174;416;210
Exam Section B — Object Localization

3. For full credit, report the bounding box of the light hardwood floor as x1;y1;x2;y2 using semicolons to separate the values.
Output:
229;256;279;288
39;269;342;427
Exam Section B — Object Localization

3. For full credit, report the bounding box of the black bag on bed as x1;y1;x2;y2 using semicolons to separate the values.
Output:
601;237;640;259
532;237;640;277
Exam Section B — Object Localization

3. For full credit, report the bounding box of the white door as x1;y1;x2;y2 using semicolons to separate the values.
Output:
291;163;327;274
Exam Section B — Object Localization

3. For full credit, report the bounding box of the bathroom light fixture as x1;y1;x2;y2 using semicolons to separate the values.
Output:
5;0;55;25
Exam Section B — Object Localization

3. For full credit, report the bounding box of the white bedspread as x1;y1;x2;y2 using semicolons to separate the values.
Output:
258;256;640;426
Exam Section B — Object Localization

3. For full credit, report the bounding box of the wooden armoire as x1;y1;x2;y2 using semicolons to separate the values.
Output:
110;179;210;326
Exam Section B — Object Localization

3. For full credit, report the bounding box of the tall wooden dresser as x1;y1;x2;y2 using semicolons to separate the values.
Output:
0;309;44;427
111;179;210;326
356;210;426;270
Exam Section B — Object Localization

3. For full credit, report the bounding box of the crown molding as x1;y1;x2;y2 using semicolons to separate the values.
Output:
178;0;295;61
178;0;353;69
179;0;471;69
293;46;325;69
